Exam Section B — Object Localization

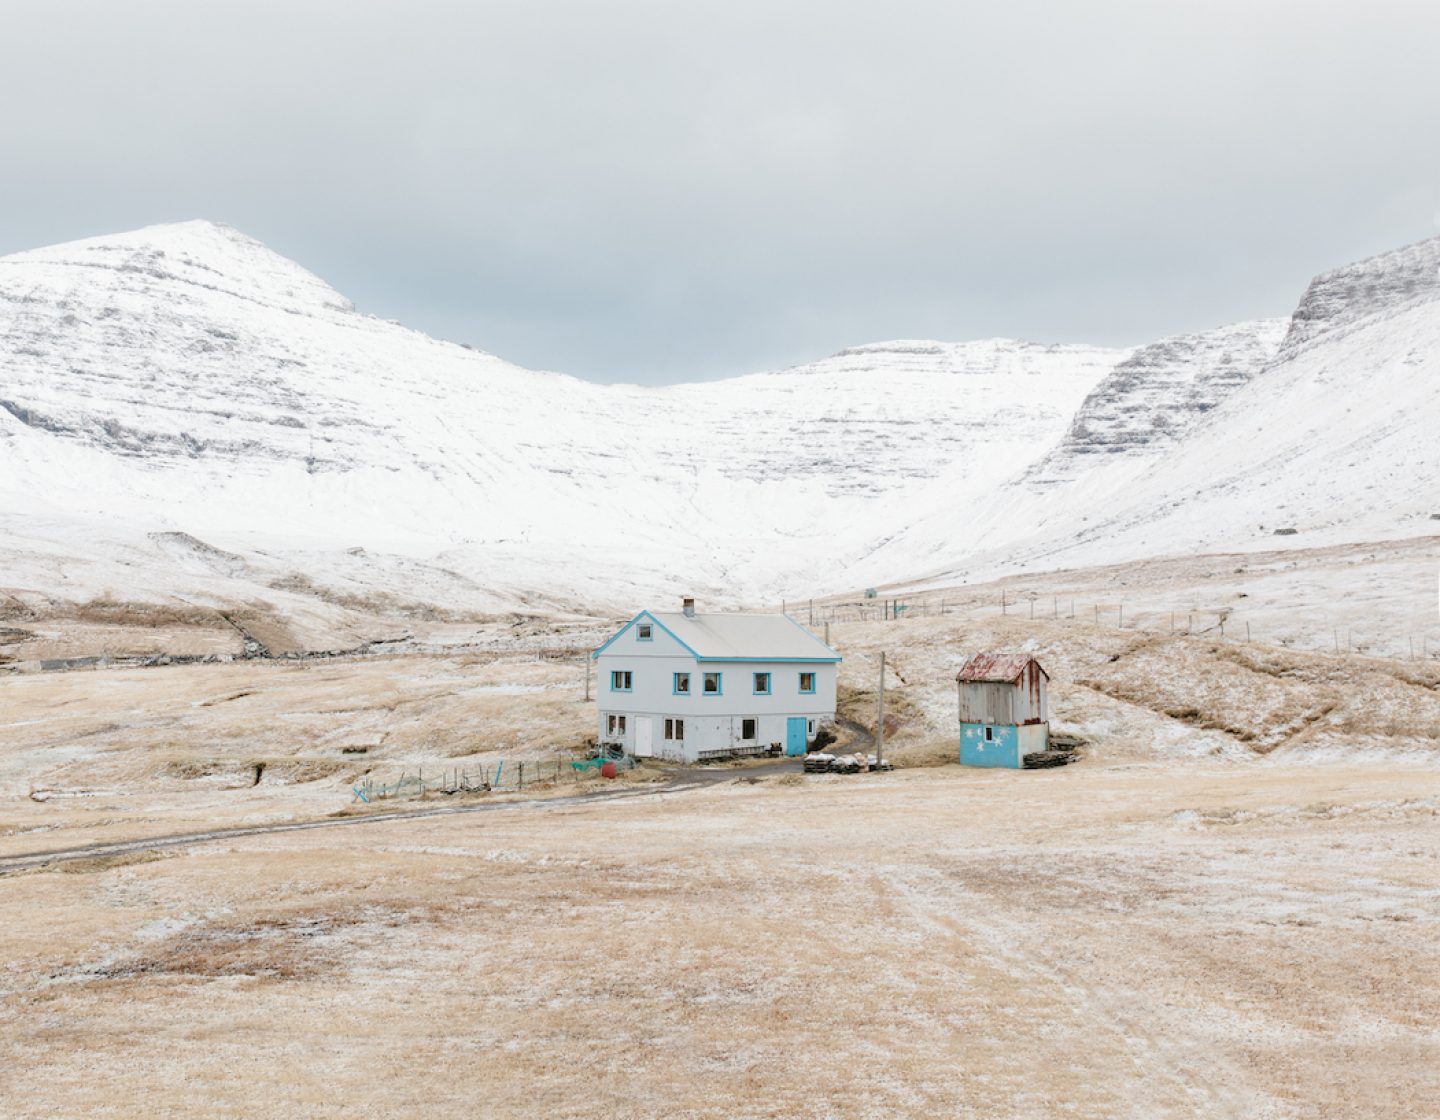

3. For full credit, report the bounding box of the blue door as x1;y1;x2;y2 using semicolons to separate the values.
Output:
786;717;809;756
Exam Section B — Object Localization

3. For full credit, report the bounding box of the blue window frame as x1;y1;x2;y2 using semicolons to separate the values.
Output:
752;672;771;695
673;672;691;695
637;624;653;641
610;670;633;692
798;671;816;694
702;671;723;696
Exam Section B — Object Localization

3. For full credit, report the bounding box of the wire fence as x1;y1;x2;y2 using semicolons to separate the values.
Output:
788;593;1440;662
351;753;635;804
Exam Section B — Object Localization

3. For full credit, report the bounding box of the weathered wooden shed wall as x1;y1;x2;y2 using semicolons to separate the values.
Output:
956;659;1047;724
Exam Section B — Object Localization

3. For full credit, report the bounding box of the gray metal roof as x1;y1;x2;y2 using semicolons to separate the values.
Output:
644;611;840;662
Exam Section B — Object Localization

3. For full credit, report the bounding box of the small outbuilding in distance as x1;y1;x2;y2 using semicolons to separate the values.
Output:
956;652;1049;769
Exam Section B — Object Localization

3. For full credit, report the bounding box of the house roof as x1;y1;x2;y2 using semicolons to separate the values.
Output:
594;611;841;662
955;652;1048;684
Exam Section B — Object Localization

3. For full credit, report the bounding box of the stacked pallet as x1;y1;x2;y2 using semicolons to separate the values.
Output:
803;753;894;775
1022;749;1077;769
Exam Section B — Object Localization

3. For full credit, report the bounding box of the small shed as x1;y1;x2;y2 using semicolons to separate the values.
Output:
956;652;1049;768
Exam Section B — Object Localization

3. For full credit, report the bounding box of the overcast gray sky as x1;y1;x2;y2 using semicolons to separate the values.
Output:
3;0;1438;383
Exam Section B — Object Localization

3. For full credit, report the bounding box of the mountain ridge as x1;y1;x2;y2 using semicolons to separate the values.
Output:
2;221;1435;620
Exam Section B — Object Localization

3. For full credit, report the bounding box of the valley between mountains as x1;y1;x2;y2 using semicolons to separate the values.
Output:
1;220;1438;660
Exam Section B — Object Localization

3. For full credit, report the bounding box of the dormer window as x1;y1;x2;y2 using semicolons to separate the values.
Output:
637;624;653;641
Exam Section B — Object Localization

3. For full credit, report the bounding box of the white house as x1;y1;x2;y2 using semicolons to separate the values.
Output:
591;598;841;762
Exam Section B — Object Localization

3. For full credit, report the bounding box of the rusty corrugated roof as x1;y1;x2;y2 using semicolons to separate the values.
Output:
955;652;1048;684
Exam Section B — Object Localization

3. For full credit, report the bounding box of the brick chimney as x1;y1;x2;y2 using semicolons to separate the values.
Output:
682;597;696;618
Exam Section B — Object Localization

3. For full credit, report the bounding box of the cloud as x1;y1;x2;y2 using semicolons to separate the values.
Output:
3;0;1439;383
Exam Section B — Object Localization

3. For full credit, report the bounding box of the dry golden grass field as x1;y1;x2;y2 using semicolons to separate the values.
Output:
3;593;1439;1118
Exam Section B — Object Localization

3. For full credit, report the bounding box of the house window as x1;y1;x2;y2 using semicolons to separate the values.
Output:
703;672;722;695
637;624;653;641
665;718;684;741
606;714;628;736
741;718;757;740
984;726;994;742
611;670;632;692
808;720;815;734
798;672;816;694
673;672;690;695
753;672;771;695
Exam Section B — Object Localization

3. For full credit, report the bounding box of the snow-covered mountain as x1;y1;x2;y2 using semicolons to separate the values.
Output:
0;221;1119;612
2;220;1436;626
858;235;1440;591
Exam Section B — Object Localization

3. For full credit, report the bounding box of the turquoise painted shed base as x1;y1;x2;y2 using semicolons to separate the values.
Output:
960;722;1049;769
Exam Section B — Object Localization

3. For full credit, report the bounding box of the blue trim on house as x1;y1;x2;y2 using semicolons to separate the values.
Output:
752;671;771;695
592;613;643;659
672;672;691;696
798;671;817;695
610;670;633;693
592;610;841;663
593;616;705;659
695;655;842;663
701;671;723;696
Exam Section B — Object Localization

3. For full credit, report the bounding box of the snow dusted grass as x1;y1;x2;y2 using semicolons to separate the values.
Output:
3;604;1440;1115
0;653;598;856
1;763;1437;1118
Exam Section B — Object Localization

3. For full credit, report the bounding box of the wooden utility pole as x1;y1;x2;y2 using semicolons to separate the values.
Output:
875;651;886;767
584;656;590;701
824;621;831;647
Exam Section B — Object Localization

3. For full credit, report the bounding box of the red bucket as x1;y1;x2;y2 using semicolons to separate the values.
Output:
600;761;618;779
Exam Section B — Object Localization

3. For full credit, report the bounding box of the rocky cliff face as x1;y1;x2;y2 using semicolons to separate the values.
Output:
1279;235;1440;356
1024;319;1288;485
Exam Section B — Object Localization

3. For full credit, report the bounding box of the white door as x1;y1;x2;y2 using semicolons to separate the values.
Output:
634;717;654;757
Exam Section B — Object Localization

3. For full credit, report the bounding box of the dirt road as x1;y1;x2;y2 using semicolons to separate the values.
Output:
0;759;802;875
